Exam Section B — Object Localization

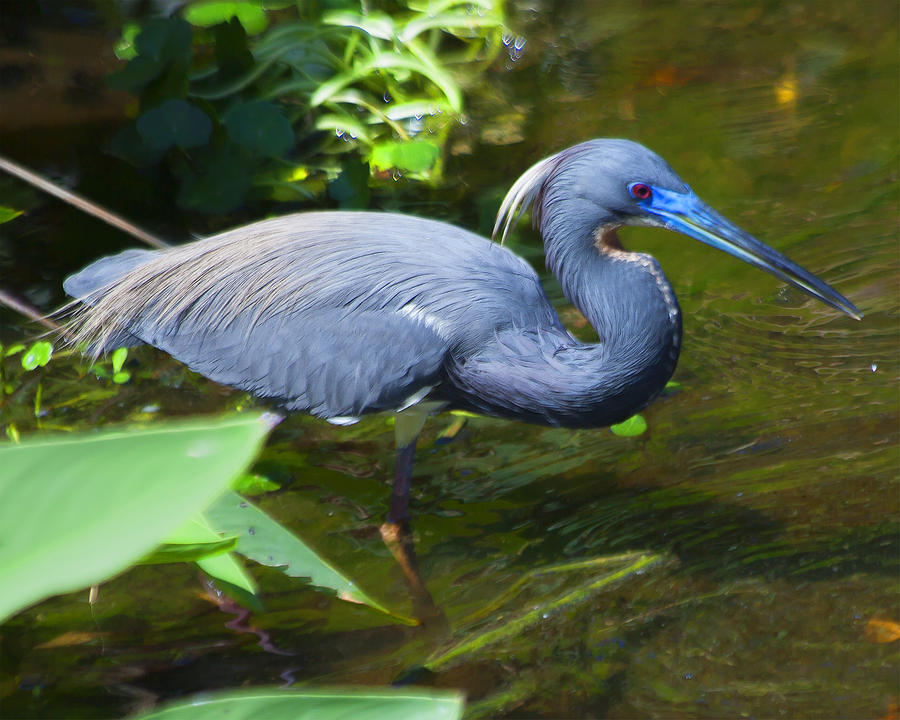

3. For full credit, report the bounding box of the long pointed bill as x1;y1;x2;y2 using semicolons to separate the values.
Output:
634;184;862;320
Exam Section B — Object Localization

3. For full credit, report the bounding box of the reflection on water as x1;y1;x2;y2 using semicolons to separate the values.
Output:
1;0;897;717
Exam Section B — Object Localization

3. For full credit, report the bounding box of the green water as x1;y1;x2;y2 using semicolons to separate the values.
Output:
1;1;897;717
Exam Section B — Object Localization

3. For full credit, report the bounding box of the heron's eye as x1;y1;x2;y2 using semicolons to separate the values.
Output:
629;183;652;200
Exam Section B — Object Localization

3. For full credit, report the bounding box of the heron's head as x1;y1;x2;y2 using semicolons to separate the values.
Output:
495;138;861;320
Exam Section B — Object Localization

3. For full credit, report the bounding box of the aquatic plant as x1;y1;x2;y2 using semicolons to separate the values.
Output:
108;0;504;213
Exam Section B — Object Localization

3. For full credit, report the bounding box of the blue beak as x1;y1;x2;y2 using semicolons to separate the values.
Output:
633;184;862;320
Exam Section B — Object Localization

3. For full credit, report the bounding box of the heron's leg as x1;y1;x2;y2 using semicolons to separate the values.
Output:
388;439;418;524
380;401;446;624
386;401;444;524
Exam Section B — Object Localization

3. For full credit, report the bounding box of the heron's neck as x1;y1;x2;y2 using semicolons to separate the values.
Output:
546;222;682;423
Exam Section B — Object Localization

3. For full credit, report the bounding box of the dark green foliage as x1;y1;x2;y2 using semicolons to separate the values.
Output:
107;2;504;213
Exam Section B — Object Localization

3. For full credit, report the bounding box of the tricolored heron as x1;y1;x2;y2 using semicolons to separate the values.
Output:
63;139;861;532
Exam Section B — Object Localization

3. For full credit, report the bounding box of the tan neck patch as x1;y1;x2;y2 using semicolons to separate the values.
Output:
593;225;628;257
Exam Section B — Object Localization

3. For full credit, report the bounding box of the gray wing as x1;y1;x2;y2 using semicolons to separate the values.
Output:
143;307;447;417
63;211;558;419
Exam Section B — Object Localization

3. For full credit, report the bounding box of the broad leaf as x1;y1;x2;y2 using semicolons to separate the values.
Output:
0;415;270;621
138;686;464;720
204;491;392;615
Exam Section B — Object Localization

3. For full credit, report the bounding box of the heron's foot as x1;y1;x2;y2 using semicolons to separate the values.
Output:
380;520;444;626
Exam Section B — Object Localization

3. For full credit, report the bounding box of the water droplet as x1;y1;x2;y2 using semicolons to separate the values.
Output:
392;169;402;181
248;527;255;535
502;31;513;46
335;128;344;138
871;362;878;372
239;502;248;508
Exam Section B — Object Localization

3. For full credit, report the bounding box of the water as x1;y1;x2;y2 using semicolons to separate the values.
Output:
1;1;897;717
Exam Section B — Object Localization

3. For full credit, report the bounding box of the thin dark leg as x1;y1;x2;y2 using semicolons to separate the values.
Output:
388;440;417;524
379;432;444;624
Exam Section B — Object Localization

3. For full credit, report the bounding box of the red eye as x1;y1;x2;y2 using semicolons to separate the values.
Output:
630;183;652;200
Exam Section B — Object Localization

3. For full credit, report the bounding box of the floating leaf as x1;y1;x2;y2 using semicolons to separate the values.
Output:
3;343;26;358
204;491;394;616
184;1;269;36
21;341;52;371
0;415;271;621
230;473;281;495
138;686;465;720
224;100;294;157
111;347;128;374
137;99;212;151
609;414;647;437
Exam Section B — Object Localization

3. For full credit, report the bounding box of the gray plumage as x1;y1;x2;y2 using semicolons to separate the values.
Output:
64;139;859;429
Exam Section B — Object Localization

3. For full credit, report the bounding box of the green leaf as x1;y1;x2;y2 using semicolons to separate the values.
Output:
113;371;131;385
370;140;440;173
400;11;503;43
137;99;213;151
322;10;397;40
0;415;271;622
204;491;393;615
141;537;237;564
196;551;257;594
314;114;373;143
310;51;462;113
21;341;52;371
609;414;648;437
224;100;294;157
135;17;193;64
230;473;281;495
183;1;270;36
111;347;128;374
114;22;141;60
141;514;241;568
3;343;26;358
0;206;24;224
138;686;465;720
328;156;370;209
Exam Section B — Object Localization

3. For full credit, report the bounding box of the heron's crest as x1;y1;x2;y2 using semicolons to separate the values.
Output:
493;152;563;245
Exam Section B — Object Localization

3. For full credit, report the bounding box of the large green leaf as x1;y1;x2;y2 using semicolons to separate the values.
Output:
139;686;464;720
204;491;395;616
0;415;271;622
